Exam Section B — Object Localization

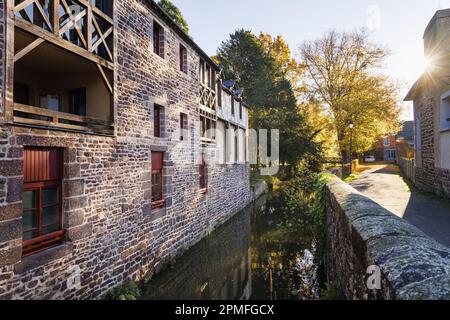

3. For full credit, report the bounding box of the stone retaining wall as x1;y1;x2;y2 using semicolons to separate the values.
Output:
398;157;415;183
325;177;450;300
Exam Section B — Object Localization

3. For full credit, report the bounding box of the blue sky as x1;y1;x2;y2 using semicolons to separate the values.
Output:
171;0;450;120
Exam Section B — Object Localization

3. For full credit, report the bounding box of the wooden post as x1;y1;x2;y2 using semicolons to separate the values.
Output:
51;0;60;35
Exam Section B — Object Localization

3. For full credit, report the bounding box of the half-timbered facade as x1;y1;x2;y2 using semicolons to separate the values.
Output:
0;0;251;299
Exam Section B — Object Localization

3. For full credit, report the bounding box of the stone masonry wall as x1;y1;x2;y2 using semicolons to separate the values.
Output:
414;90;450;199
0;0;251;299
326;178;450;300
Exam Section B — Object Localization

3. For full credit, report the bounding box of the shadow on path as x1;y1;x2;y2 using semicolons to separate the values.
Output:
350;165;450;247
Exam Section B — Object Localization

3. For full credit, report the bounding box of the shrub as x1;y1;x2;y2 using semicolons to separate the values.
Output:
105;281;141;300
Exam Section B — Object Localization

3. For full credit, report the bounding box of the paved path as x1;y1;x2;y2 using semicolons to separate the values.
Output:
349;165;450;247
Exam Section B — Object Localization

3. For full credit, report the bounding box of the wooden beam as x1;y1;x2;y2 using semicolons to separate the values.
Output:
14;38;44;62
77;0;113;24
91;16;113;61
97;64;113;95
15;17;114;70
33;0;53;31
60;0;87;48
50;0;60;35
85;2;93;50
13;0;35;13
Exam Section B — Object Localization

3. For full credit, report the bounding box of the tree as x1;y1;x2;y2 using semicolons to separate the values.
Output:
158;0;189;34
215;31;322;176
215;30;278;108
258;33;305;97
299;30;401;159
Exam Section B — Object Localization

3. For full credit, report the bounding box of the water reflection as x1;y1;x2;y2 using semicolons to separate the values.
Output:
142;195;321;300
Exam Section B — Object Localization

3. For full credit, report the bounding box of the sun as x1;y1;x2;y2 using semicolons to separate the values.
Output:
423;56;435;73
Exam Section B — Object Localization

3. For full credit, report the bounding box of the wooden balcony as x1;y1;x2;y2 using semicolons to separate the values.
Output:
14;103;114;136
13;0;114;68
200;84;217;111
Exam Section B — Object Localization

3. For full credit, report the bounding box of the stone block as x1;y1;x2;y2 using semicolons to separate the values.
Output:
0;160;22;176
0;203;22;222
63;179;85;197
7;177;23;203
0;219;22;243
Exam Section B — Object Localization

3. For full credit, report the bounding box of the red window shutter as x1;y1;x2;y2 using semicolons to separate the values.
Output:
151;152;164;171
24;148;63;183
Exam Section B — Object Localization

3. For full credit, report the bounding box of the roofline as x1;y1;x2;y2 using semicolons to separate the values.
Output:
404;75;423;101
221;85;250;109
144;0;220;71
424;9;450;38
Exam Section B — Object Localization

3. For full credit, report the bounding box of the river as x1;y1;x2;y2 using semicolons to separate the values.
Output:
142;193;322;300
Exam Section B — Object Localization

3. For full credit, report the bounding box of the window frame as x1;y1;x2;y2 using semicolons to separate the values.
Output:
22;178;63;257
179;44;188;74
180;113;187;141
440;92;450;131
199;152;207;193
151;152;165;210
153;21;165;58
154;104;162;138
239;101;243;119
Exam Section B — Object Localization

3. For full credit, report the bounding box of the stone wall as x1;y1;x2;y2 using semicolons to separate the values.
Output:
0;0;251;300
398;157;415;184
325;178;450;300
413;90;450;199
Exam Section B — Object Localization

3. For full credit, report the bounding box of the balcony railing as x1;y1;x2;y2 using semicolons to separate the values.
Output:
200;84;216;110
13;0;114;65
14;103;114;135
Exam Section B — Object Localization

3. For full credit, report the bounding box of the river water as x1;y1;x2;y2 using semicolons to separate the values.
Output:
142;194;322;300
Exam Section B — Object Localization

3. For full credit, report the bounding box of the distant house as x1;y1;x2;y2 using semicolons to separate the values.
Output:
396;121;415;159
373;121;414;162
375;135;397;162
404;9;450;199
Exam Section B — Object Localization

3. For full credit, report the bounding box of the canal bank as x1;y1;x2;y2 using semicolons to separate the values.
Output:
105;174;328;300
139;191;322;300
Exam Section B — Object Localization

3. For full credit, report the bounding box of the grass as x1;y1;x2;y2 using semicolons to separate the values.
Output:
343;173;359;183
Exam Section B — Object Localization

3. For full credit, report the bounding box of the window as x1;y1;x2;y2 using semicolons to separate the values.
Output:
14;83;30;105
180;44;188;73
180;113;188;141
231;98;235;115
415;112;422;149
22;148;64;257
200;116;216;142
199;152;207;191
69;88;87;116
217;80;222;108
239;101;243;119
440;92;450;130
154;104;162;138
153;21;164;58
200;59;205;84
235;128;239;163
151;152;165;209
383;137;390;147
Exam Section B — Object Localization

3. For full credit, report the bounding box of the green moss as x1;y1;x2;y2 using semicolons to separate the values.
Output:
105;281;141;300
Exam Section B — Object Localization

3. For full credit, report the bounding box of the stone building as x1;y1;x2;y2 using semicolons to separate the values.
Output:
0;0;251;299
374;135;397;162
405;9;450;199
